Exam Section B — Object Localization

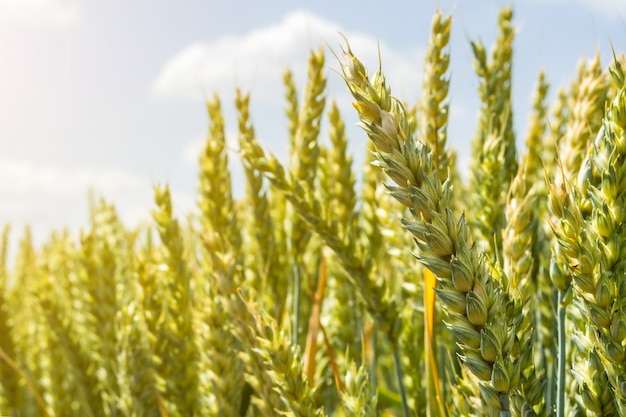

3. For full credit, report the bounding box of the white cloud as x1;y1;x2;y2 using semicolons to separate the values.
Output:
157;10;427;225
0;158;143;197
0;158;151;242
153;10;424;103
0;0;79;27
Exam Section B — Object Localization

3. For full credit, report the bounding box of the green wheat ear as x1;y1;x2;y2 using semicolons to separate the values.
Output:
339;36;532;416
244;298;326;417
568;56;626;415
421;10;452;183
341;360;378;416
151;184;199;417
468;6;516;258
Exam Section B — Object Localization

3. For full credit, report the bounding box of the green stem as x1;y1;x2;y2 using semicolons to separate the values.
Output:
370;328;378;395
391;340;410;417
292;264;301;345
545;287;559;414
556;290;566;417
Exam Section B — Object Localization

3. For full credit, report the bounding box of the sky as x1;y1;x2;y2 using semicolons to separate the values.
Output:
1;0;625;245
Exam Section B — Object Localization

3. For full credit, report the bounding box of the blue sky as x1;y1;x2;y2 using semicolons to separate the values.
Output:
1;0;625;243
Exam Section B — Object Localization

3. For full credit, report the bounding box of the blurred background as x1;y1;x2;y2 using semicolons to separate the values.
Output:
0;0;624;245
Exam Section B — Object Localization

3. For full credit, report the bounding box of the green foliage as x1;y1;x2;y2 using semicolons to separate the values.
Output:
2;7;626;417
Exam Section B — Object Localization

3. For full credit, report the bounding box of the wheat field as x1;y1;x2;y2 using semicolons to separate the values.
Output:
1;6;626;417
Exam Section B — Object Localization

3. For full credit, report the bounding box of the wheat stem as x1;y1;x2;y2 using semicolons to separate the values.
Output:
391;341;410;417
292;264;302;345
556;290;566;417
